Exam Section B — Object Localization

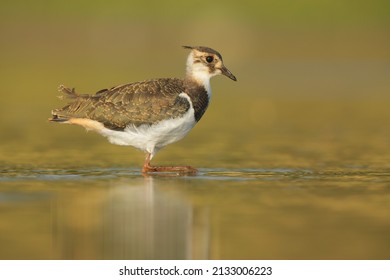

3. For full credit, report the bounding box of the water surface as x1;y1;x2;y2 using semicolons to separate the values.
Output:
1;161;389;259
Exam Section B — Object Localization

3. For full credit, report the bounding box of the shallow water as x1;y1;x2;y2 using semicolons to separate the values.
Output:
1;163;389;260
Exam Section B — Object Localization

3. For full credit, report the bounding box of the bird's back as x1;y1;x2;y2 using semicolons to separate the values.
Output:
50;78;191;130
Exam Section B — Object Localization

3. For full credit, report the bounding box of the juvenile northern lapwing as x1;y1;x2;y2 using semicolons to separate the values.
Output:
49;46;237;174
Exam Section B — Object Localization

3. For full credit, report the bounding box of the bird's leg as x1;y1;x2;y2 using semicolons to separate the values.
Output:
142;153;198;174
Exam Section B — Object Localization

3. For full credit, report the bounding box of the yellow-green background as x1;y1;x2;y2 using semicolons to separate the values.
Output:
0;0;389;260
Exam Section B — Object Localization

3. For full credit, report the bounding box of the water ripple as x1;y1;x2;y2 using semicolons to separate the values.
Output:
0;166;389;183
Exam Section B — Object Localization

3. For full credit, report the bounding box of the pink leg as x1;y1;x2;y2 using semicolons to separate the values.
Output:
141;153;198;174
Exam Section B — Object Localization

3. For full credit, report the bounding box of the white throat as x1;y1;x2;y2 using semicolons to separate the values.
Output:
186;53;212;96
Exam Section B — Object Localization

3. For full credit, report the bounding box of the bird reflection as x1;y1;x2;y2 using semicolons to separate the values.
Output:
52;175;210;259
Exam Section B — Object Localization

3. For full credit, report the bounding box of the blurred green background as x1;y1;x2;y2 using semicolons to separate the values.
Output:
1;0;389;168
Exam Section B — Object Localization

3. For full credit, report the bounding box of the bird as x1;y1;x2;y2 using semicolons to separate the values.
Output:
49;46;237;174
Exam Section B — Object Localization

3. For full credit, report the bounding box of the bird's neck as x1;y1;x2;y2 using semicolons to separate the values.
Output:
185;53;212;97
185;74;211;96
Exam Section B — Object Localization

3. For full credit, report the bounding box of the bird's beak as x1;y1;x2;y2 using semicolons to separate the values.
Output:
221;65;237;81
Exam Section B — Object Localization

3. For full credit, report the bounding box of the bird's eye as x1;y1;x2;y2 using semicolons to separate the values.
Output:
205;56;214;63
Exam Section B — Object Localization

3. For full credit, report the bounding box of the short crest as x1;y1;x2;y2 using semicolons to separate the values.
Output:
182;46;223;60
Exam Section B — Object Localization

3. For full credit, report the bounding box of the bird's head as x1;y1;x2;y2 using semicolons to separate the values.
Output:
183;46;237;84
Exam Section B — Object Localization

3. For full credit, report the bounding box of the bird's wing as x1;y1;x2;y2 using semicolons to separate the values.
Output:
51;78;191;130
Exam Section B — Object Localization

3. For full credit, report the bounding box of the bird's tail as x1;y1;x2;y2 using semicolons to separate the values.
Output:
48;113;69;122
48;85;87;122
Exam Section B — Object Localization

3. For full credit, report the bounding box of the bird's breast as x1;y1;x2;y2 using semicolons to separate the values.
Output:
184;82;210;122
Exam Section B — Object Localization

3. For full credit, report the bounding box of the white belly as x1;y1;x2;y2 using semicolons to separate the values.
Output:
99;102;196;157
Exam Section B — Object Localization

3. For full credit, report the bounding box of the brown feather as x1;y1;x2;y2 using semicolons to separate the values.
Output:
51;78;193;131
